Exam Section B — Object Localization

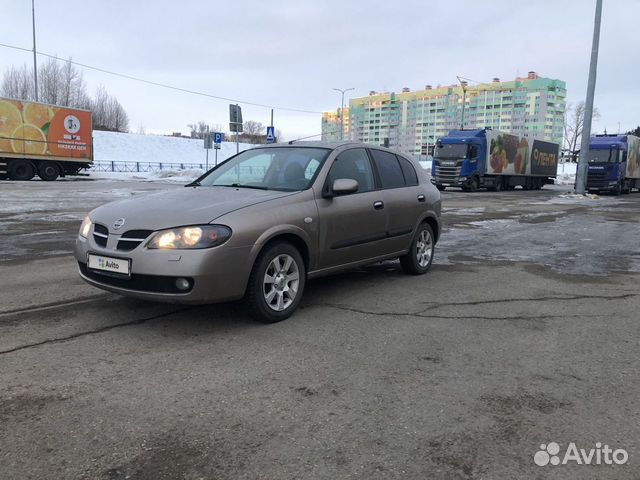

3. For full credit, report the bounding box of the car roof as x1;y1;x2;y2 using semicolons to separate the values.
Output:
255;140;411;157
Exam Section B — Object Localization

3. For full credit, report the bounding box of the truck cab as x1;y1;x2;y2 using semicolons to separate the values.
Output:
432;129;486;191
586;135;630;195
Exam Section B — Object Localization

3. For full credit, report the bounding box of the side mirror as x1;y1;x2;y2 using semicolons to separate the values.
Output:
325;178;359;198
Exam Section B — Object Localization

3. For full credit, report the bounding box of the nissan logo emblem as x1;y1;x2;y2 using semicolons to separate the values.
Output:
113;218;126;230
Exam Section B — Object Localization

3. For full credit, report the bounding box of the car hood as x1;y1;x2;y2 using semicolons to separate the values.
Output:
90;186;298;232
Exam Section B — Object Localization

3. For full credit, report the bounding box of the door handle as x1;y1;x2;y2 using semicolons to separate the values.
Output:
417;194;425;202
373;201;384;210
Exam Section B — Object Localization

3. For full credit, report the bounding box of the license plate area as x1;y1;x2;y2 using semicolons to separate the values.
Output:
87;253;131;276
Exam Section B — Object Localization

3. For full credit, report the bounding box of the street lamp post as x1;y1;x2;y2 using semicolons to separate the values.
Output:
456;76;467;130
575;0;603;194
333;87;354;141
32;0;38;101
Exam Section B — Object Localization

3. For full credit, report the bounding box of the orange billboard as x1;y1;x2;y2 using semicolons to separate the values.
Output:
0;97;92;161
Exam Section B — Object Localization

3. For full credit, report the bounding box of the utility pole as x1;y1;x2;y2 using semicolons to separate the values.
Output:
575;0;603;194
333;87;354;141
31;0;38;101
457;76;467;129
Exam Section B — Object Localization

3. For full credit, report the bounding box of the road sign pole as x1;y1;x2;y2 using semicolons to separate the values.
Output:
206;148;209;171
215;148;218;166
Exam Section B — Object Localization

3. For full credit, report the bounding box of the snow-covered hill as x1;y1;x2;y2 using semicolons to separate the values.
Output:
93;131;252;165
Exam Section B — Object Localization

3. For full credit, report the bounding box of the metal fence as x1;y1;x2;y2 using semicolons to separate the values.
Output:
90;161;207;173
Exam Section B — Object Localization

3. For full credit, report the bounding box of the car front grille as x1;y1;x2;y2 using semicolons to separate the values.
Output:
93;223;108;247
117;230;153;251
433;163;462;184
587;171;609;188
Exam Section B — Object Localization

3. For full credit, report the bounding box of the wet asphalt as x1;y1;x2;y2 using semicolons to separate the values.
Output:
1;178;639;479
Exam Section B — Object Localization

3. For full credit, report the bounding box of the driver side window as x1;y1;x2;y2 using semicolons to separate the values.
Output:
327;149;375;193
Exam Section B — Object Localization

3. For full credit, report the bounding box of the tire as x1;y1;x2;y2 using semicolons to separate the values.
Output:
467;176;479;192
400;223;435;275
612;182;622;196
37;161;60;181
622;181;631;194
490;177;503;192
245;242;306;323
8;160;35;181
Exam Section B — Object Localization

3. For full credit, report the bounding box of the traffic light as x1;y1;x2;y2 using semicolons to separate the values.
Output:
229;104;243;133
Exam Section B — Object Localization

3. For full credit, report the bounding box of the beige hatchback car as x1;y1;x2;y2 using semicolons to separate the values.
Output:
76;142;441;322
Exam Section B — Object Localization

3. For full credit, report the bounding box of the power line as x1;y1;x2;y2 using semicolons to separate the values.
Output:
0;42;323;115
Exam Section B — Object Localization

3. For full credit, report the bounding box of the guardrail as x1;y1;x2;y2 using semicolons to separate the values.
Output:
89;161;208;173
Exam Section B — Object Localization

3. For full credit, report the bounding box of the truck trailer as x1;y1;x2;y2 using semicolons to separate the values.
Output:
0;97;93;181
432;129;559;191
586;134;640;194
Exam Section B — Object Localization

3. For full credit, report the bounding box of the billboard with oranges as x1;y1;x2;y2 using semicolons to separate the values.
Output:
0;97;92;162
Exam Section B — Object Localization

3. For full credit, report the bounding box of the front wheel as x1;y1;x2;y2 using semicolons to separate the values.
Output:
246;242;306;323
400;223;435;275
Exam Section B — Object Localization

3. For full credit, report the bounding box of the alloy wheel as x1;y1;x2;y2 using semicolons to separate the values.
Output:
416;230;433;267
263;254;300;311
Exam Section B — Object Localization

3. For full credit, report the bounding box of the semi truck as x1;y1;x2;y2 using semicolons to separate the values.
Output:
432;129;559;191
586;134;640;194
0;97;93;181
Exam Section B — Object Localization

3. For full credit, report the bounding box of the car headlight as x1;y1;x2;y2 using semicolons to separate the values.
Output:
79;216;92;239
146;225;232;249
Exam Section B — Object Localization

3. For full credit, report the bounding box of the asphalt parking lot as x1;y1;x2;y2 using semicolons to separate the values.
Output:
1;179;640;480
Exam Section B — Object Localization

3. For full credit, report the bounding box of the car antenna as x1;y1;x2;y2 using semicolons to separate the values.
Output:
288;133;324;144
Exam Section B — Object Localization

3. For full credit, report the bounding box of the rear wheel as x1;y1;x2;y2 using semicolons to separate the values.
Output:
8;160;35;181
37;161;60;181
246;242;306;323
400;223;435;275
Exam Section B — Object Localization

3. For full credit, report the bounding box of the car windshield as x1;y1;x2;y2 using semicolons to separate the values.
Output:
434;143;468;159
198;147;331;191
588;148;619;163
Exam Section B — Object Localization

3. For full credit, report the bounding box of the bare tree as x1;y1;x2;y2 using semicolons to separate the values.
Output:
564;101;600;161
91;85;129;132
2;58;127;131
243;121;264;136
1;64;34;100
239;120;265;144
187;121;210;139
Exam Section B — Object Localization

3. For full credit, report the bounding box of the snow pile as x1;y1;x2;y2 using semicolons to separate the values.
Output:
89;168;206;183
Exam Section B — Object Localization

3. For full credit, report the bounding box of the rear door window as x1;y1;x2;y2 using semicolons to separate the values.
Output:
370;149;405;189
397;156;418;186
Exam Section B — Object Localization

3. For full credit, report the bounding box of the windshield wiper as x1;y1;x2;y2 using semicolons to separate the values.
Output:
216;183;271;190
185;180;201;187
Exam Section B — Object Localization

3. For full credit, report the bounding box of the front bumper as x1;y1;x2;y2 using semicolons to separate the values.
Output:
75;236;254;304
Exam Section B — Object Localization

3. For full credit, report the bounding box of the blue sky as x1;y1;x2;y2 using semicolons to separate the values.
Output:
1;0;638;140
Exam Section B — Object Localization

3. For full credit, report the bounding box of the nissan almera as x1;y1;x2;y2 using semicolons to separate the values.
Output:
76;142;441;322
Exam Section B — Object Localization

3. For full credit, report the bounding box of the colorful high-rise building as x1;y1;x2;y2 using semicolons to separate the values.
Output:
321;72;566;156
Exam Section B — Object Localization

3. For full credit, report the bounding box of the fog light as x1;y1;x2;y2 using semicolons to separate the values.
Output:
175;278;190;291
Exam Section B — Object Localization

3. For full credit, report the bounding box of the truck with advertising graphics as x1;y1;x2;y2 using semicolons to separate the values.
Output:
432;129;559;191
0;97;93;181
586;134;640;195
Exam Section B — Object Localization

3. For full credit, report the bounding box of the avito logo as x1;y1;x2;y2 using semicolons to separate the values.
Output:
534;442;628;467
98;258;119;270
